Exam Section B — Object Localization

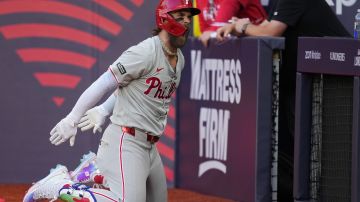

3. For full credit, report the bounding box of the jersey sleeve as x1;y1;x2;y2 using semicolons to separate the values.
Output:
204;0;243;32
271;0;308;27
109;40;154;86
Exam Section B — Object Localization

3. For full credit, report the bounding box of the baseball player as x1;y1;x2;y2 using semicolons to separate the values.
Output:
23;0;200;201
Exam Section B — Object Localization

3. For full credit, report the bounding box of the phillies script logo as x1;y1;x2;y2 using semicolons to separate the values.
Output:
0;0;144;107
144;77;177;99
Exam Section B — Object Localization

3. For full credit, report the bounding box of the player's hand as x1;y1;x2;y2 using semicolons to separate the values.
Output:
50;116;78;146
78;106;108;134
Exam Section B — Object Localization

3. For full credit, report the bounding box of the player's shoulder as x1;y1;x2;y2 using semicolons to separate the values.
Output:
123;37;155;60
133;36;157;51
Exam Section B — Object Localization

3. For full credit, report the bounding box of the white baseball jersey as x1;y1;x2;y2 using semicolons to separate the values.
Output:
109;35;184;136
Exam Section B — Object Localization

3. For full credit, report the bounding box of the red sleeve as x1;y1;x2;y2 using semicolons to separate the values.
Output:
205;0;268;32
240;0;268;24
205;0;243;32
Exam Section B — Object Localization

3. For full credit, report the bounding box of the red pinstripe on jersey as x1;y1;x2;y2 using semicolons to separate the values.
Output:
92;191;118;202
119;132;126;202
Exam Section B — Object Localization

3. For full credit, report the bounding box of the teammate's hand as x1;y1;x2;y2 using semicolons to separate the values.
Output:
216;18;249;41
199;31;213;47
50;116;78;146
216;23;235;41
78;106;108;134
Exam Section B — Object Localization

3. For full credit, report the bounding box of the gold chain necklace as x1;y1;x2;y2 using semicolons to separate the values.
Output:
160;39;177;56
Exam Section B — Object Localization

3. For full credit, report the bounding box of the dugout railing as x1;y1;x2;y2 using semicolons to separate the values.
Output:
294;37;360;202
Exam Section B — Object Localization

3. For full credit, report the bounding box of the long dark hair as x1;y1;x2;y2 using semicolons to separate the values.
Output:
152;27;161;36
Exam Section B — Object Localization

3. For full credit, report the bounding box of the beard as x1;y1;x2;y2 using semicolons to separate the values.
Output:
169;29;189;48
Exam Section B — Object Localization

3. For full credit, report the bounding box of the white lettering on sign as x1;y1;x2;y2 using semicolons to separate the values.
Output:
190;50;241;104
355;57;360;67
325;0;356;15
305;50;322;60
330;52;346;62
355;49;360;67
198;107;230;177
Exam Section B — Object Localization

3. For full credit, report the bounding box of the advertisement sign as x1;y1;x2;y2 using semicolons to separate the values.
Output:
297;37;360;76
326;0;360;34
177;37;284;201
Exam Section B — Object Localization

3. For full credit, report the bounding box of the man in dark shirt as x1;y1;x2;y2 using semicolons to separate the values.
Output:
216;0;350;201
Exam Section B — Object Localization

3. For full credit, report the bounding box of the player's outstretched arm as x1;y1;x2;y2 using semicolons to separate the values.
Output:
50;70;117;146
78;92;116;134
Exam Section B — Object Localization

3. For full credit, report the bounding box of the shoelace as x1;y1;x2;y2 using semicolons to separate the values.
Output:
71;183;97;202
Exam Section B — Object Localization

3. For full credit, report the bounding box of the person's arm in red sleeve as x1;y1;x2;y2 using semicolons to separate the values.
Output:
206;0;245;32
199;0;244;47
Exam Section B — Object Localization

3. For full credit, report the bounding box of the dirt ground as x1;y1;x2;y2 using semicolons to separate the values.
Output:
0;184;235;202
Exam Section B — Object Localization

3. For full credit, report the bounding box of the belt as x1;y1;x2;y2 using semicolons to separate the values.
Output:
122;127;160;144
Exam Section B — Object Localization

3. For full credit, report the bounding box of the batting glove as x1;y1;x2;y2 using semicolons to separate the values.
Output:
50;116;78;146
78;106;109;134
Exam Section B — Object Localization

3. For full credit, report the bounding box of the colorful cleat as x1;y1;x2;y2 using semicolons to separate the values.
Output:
70;151;108;188
23;164;73;202
70;151;99;184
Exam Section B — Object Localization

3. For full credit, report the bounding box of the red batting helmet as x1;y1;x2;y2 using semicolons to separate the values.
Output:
156;0;201;36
